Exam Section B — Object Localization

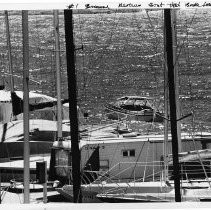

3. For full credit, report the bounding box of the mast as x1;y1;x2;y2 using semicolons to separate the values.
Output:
64;9;82;203
53;10;63;140
172;10;181;152
5;10;18;121
164;9;181;202
22;10;30;203
5;11;14;92
163;14;168;183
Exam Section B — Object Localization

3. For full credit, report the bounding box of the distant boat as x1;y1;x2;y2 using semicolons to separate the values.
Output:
105;96;164;122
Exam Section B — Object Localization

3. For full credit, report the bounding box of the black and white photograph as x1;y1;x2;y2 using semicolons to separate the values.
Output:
0;1;211;208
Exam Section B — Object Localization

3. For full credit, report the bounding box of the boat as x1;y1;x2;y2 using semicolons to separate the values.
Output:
105;96;164;122
55;146;211;202
0;89;66;123
96;151;211;202
8;178;59;193
51;131;211;184
96;188;211;202
54;9;211;203
0;90;87;163
95;9;211;202
56;181;172;203
53;128;211;203
0;119;70;158
0;154;51;182
0;90;74;162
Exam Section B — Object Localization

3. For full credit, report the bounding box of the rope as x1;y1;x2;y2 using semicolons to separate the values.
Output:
129;141;146;180
190;114;211;188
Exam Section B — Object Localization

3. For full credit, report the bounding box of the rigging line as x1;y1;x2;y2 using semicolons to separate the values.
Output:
143;139;150;182
119;21;135;69
35;14;44;93
145;10;159;45
184;26;210;173
145;10;163;65
2;72;41;85
145;11;170;101
201;10;211;29
82;11;120;99
129;141;146;180
163;10;197;92
190;114;211;188
149;61;162;111
1;17;6;88
174;10;198;68
74;10;87;103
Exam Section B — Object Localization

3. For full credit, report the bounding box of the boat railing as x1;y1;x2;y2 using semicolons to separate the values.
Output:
91;158;211;184
54;158;211;187
168;160;211;181
90;160;165;185
93;160;211;197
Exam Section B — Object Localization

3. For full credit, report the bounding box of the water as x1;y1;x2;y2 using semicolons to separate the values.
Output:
0;9;210;131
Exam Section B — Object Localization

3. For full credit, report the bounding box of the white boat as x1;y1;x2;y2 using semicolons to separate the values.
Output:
51;130;211;185
56;181;172;203
0;154;51;182
55;147;211;202
0;119;71;162
96;150;211;202
105;95;164;122
54;9;211;203
96;188;211;202
0;89;86;162
55;146;211;202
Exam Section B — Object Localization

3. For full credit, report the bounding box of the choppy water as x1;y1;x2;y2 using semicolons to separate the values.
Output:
0;9;210;131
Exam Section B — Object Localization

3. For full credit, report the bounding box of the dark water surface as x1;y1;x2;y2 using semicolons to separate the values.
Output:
0;9;210;131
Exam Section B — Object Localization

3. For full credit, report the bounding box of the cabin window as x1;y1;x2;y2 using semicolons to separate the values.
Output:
122;151;128;157
130;150;135;157
122;149;135;157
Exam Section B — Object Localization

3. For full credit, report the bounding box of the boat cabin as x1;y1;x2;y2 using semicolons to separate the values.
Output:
49;132;211;185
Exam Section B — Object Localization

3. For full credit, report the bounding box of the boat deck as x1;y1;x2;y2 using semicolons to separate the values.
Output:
0;155;51;182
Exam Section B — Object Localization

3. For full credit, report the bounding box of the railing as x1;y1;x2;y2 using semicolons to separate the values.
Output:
54;158;211;189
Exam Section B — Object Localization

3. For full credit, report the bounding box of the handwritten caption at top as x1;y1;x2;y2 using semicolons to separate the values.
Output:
66;2;211;9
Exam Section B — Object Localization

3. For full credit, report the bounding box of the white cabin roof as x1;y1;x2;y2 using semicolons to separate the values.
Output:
0;119;70;143
0;90;56;103
52;131;211;150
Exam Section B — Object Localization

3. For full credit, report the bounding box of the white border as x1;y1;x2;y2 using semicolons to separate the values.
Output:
1;0;211;209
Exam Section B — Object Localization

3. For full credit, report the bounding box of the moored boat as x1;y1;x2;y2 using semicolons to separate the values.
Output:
105;96;164;122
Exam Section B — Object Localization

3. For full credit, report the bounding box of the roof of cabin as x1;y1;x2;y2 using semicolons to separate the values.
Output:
0;90;56;103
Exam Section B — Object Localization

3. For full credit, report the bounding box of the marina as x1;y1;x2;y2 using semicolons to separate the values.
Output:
0;3;211;205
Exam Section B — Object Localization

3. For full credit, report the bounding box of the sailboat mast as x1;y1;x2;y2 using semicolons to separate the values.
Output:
53;10;63;139
164;9;181;202
22;10;30;203
64;9;82;203
5;10;18;121
4;10;14;92
163;16;168;183
171;11;181;152
4;11;14;92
